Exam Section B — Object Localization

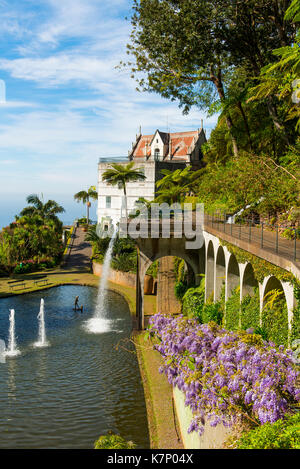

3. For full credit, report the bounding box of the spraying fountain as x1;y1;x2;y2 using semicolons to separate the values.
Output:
86;228;118;333
34;299;48;347
4;309;20;357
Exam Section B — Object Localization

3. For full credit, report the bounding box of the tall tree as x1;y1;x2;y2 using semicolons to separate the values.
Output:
74;186;98;226
102;162;146;218
125;0;295;153
20;194;65;229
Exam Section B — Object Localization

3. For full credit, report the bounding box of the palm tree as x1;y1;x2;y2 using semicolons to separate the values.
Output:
74;186;98;226
102;162;146;218
20;194;65;229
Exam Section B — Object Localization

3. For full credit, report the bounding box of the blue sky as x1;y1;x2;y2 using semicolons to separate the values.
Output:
0;0;217;227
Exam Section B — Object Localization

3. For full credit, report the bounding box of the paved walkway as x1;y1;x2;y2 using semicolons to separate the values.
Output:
63;227;92;272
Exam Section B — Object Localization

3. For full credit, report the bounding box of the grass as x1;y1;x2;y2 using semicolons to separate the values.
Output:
0;266;156;316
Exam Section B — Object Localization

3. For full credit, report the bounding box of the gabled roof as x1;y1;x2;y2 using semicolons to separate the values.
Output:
131;129;203;160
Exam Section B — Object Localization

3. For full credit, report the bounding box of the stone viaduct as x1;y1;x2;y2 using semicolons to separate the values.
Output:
134;220;300;331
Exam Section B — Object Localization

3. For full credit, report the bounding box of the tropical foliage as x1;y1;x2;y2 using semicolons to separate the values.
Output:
235;412;300;449
74;185;98;225
0;196;65;274
126;0;300;226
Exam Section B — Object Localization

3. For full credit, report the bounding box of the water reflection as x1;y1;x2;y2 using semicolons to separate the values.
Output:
0;285;149;449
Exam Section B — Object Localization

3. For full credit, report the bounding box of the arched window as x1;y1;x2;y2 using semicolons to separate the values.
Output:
154;148;160;161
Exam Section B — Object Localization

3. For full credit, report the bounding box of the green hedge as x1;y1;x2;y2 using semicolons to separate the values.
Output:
236;413;300;449
225;287;241;331
241;288;260;330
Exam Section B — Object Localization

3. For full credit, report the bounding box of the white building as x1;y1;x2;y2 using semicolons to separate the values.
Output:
97;126;206;227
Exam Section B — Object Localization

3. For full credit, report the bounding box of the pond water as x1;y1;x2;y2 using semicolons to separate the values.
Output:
0;285;149;449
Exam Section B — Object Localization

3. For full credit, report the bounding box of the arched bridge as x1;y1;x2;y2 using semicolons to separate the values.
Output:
132;214;300;331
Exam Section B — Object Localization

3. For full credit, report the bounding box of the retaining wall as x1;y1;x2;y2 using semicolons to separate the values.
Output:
173;387;231;449
93;262;136;288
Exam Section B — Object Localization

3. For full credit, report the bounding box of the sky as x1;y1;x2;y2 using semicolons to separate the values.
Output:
0;0;217;227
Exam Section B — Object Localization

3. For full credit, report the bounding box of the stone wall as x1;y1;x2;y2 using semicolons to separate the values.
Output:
93;262;136;288
173;387;231;449
157;257;182;314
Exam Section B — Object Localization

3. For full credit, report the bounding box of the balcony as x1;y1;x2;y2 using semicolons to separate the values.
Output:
98;156;129;164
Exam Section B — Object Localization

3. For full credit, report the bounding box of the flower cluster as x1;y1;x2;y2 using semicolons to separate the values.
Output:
149;313;299;435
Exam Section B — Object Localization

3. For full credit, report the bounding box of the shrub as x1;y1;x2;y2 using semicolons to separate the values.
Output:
14;263;32;274
202;301;224;325
241;288;260;330
182;282;205;320
236;413;300;449
111;252;137;273
225;287;240;331
148;313;299;436
94;432;136;449
175;280;189;300
262;290;289;347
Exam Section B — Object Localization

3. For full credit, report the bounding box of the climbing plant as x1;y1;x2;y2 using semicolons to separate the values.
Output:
262;290;289;347
220;241;294;284
225;287;241;331
241;288;260;330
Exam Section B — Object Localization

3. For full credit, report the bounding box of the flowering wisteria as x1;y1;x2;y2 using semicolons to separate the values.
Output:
149;313;300;435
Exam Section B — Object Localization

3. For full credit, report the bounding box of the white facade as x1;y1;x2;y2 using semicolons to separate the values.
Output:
97;127;207;228
97;160;156;227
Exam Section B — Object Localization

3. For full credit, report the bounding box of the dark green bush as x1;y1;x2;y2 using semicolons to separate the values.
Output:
175;280;189;300
236;413;300;449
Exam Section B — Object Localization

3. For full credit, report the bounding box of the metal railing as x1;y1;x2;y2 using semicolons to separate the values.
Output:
98;156;129;164
204;212;300;262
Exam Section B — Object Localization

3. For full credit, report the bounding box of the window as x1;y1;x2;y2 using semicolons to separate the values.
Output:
154;148;160;161
139;166;145;176
106;196;111;208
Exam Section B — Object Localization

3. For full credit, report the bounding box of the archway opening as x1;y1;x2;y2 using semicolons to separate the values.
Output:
262;277;289;347
241;263;259;330
225;254;240;331
215;246;226;301
206;241;214;301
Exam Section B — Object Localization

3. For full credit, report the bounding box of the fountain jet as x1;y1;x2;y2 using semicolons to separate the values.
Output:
34;299;48;347
5;309;20;357
86;228;118;333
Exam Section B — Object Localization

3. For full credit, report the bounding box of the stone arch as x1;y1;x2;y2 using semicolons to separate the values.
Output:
226;254;240;301
215;246;226;301
241;263;258;299
262;276;287;309
205;240;215;302
135;237;202;329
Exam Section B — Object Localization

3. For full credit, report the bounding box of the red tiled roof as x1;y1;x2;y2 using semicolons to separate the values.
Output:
132;130;199;160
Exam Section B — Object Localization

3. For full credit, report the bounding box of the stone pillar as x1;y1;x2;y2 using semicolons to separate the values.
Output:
156;257;181;315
